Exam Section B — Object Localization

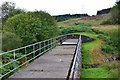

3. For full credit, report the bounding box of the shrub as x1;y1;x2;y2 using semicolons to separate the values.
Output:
2;32;22;51
101;44;115;53
97;34;113;45
110;1;120;24
108;29;119;49
100;19;112;25
61;25;92;34
97;34;107;40
92;28;104;34
4;11;59;46
100;1;120;25
100;61;119;78
98;31;118;53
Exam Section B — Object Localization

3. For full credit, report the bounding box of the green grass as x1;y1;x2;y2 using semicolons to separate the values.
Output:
79;32;110;78
76;32;100;64
81;68;109;78
82;38;100;64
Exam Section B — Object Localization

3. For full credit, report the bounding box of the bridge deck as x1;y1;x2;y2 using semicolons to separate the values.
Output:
10;39;77;78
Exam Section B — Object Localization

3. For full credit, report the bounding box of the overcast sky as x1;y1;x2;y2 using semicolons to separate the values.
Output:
0;0;117;16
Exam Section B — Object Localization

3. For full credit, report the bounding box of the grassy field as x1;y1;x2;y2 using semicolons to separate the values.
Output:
57;17;103;27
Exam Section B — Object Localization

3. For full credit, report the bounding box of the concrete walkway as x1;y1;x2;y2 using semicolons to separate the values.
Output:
10;39;78;78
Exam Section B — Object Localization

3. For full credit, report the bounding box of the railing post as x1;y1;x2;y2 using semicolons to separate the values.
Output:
51;38;53;48
44;41;45;51
51;39;53;49
48;39;51;50
33;44;35;58
39;42;41;54
25;47;27;62
0;55;2;80
13;50;17;73
55;38;57;47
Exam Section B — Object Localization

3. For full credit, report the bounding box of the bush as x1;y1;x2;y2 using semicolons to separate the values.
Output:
100;19;112;25
97;34;107;40
92;28;104;34
100;61;119;78
100;1;120;25
2;32;22;51
110;1;120;24
108;29;119;49
101;44;115;53
4;11;59;46
61;25;92;34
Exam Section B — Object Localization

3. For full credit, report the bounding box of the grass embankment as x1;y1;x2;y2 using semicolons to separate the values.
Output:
79;32;109;78
80;32;119;78
79;33;100;64
76;32;105;64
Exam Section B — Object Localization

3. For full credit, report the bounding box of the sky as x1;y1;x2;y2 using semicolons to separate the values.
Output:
0;0;117;16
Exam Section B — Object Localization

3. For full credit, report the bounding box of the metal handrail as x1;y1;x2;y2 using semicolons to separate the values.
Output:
0;36;61;79
67;35;82;80
0;34;81;79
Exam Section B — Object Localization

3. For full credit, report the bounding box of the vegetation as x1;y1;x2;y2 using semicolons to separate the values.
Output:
1;0;119;79
61;24;92;34
2;32;22;51
97;29;118;54
110;0;120;24
0;2;25;24
81;68;108;78
58;18;102;27
54;14;89;22
101;0;120;25
3;11;59;47
61;24;104;36
81;61;119;78
100;61;119;78
82;38;100;64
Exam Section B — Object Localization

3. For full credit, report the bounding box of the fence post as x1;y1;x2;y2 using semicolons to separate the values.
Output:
13;50;17;74
0;54;2;79
55;38;57;47
39;42;41;54
33;44;35;58
48;39;50;50
50;39;52;49
44;41;45;51
25;47;27;62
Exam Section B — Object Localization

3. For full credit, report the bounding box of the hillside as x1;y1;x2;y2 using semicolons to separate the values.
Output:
57;15;119;78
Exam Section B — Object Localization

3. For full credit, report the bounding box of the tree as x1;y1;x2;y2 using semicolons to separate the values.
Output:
2;31;22;51
0;1;25;23
110;0;120;24
4;11;60;46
